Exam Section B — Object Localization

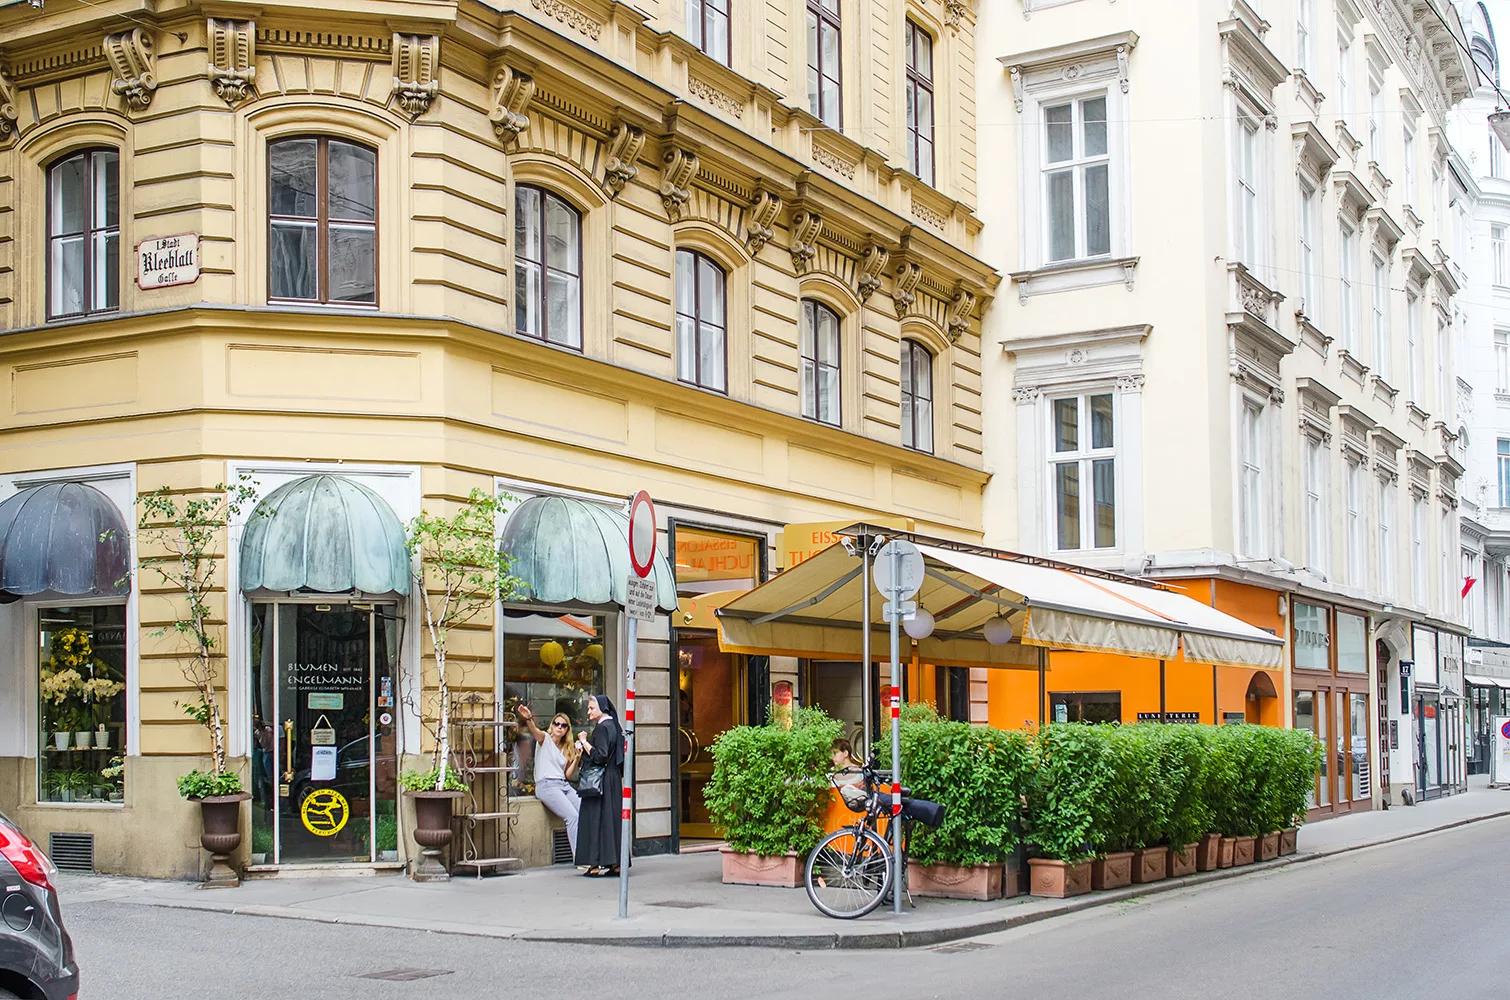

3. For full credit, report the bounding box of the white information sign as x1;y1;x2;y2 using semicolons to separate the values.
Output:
1493;716;1510;786
310;745;337;782
872;539;925;599
136;233;200;289
625;574;657;622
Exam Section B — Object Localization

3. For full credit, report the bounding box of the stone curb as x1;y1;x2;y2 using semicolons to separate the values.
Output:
97;807;1510;950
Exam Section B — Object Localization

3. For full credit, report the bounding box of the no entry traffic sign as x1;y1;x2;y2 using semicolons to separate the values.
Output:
628;490;656;579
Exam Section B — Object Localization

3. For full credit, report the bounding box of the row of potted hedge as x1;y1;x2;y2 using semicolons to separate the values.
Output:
704;706;1322;900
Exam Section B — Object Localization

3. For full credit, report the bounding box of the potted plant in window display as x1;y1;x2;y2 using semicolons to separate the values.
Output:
138;479;261;888
1023;724;1109;898
399;488;526;881
100;756;125;803
704;707;842;888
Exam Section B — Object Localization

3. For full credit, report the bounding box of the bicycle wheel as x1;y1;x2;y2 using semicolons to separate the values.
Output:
805;826;892;919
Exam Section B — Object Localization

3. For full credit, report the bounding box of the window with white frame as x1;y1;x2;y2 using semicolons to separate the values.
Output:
1436;321;1450;418
1337;34;1354;131
685;0;731;65
1494;225;1508;286
1234;115;1262;269
1407;291;1422;402
1240;399;1267;558
1368;76;1384;168
1346;459;1364;586
1297;0;1313;74
1339;224;1358;351
900;340;934;454
1463;551;1477;631
800;299;841;426
1440;510;1453;611
1412;495;1427;605
1304;435;1328;575
1371;255;1388;375
675;249;728;392
1496;330;1510;391
1499;438;1510;506
1378;477;1395;594
904;21;935;187
1491;126;1505;178
806;0;842;129
1298;183;1317;315
47;148;120;319
1050;393;1116;551
1402;126;1418;206
1043;95;1112;263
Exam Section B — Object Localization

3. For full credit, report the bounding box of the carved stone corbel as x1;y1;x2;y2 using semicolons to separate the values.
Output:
857;243;889;302
1009;66;1024;113
489;66;536;145
944;0;969;30
892;260;923;319
660;147;699;221
945;284;976;342
391;34;440;119
600;122;645;199
0;67;17;141
207;19;256;108
105;28;157;111
790;210;823;274
745;189;782;254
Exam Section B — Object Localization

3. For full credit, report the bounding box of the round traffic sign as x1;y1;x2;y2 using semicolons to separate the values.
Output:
628;490;657;579
872;539;924;599
1501;719;1510;741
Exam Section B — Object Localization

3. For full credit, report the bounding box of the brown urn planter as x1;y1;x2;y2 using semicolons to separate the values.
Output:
1131;846;1167;884
1196;832;1222;871
1278;827;1298;856
1168;843;1199;878
1229;835;1257;866
406;789;463;881
1217;836;1235;868
721;849;802;888
907;861;1005;901
1258;832;1280;861
1028;858;1092;898
1090;850;1134;890
194;792;251;889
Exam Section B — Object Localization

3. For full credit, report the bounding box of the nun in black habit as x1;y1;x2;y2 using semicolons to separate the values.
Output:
574;694;624;875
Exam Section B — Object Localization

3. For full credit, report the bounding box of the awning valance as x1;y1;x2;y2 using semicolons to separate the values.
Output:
1465;674;1510;689
0;483;131;602
239;475;410;596
715;534;1284;669
500;496;677;613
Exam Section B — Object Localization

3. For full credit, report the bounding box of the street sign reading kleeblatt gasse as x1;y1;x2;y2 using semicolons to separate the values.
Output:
137;233;201;290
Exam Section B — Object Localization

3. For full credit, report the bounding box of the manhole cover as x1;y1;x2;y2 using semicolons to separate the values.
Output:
930;941;993;954
646;900;710;909
355;969;454;982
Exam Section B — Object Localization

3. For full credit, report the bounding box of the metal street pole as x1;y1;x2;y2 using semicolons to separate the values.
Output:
888;542;903;915
618;615;637;919
861;537;872;753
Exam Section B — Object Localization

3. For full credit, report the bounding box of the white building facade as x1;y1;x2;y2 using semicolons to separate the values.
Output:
978;0;1478;812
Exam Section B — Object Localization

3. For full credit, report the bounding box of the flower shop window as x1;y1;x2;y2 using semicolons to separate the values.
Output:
37;605;127;804
500;612;607;797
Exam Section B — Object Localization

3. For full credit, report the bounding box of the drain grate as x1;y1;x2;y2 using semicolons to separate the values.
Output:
551;828;573;865
355;969;453;982
48;833;94;873
646;899;710;909
930;941;993;955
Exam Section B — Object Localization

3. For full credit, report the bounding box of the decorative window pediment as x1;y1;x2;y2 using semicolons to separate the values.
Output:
1220;1;1289;110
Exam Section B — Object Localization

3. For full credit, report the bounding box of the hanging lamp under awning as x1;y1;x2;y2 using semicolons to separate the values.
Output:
499;495;677;613
0;482;131;603
239;475;410;596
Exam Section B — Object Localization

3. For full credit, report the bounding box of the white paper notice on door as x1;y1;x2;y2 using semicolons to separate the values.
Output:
311;745;337;782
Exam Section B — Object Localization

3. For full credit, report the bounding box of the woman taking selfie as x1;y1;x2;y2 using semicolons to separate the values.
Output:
515;704;581;855
574;694;624;877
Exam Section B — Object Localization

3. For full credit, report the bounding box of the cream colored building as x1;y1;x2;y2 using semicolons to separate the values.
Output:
977;0;1475;813
0;0;994;877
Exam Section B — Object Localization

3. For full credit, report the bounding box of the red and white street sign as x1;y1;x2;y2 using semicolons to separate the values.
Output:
628;490;656;579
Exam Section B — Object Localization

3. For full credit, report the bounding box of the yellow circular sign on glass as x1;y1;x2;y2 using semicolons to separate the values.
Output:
300;788;350;837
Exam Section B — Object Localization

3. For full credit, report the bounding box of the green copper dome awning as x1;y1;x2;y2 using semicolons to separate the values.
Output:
500;496;677;612
239;475;410;596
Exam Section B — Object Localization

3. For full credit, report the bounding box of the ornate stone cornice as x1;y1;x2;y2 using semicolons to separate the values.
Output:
744;189;781;254
105;27;157;111
490;65;536;145
601;121;645;199
207;18;256;108
660;147;700;221
789;209;823;274
391;33;440;118
856;243;889;302
532;0;604;41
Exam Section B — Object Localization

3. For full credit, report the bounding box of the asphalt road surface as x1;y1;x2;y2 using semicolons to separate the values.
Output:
65;817;1508;1000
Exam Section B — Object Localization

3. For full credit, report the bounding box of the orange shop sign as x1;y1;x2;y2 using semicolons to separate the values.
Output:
777;517;912;569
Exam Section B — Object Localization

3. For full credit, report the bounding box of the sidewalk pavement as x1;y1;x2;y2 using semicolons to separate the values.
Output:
57;783;1510;950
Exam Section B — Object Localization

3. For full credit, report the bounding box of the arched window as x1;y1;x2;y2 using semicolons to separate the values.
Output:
675;249;727;392
47;148;119;319
268;137;377;305
801;299;841;426
514;186;583;349
900;340;933;453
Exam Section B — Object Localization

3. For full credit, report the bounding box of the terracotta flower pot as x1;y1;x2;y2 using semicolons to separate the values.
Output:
194;792;250;889
1168;843;1198;877
1028;858;1092;898
1196;833;1222;871
405;789;463;881
1091;850;1134;890
1230;835;1257;866
1279;827;1298;855
1218;836;1235;868
1131;846;1167;883
1259;832;1280;861
907;860;1004;901
721;849;801;887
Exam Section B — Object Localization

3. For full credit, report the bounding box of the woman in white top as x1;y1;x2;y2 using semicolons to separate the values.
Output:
516;704;582;854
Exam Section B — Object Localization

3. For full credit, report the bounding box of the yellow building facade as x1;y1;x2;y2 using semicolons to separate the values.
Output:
0;0;993;877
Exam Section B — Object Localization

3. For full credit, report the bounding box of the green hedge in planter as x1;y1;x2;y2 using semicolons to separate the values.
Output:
1024;723;1113;863
1155;725;1213;848
703;706;842;857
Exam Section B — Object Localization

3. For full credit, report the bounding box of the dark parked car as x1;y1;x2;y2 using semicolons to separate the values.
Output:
0;811;76;999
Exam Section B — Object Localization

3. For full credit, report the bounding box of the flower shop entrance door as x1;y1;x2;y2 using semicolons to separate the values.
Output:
249;602;399;867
